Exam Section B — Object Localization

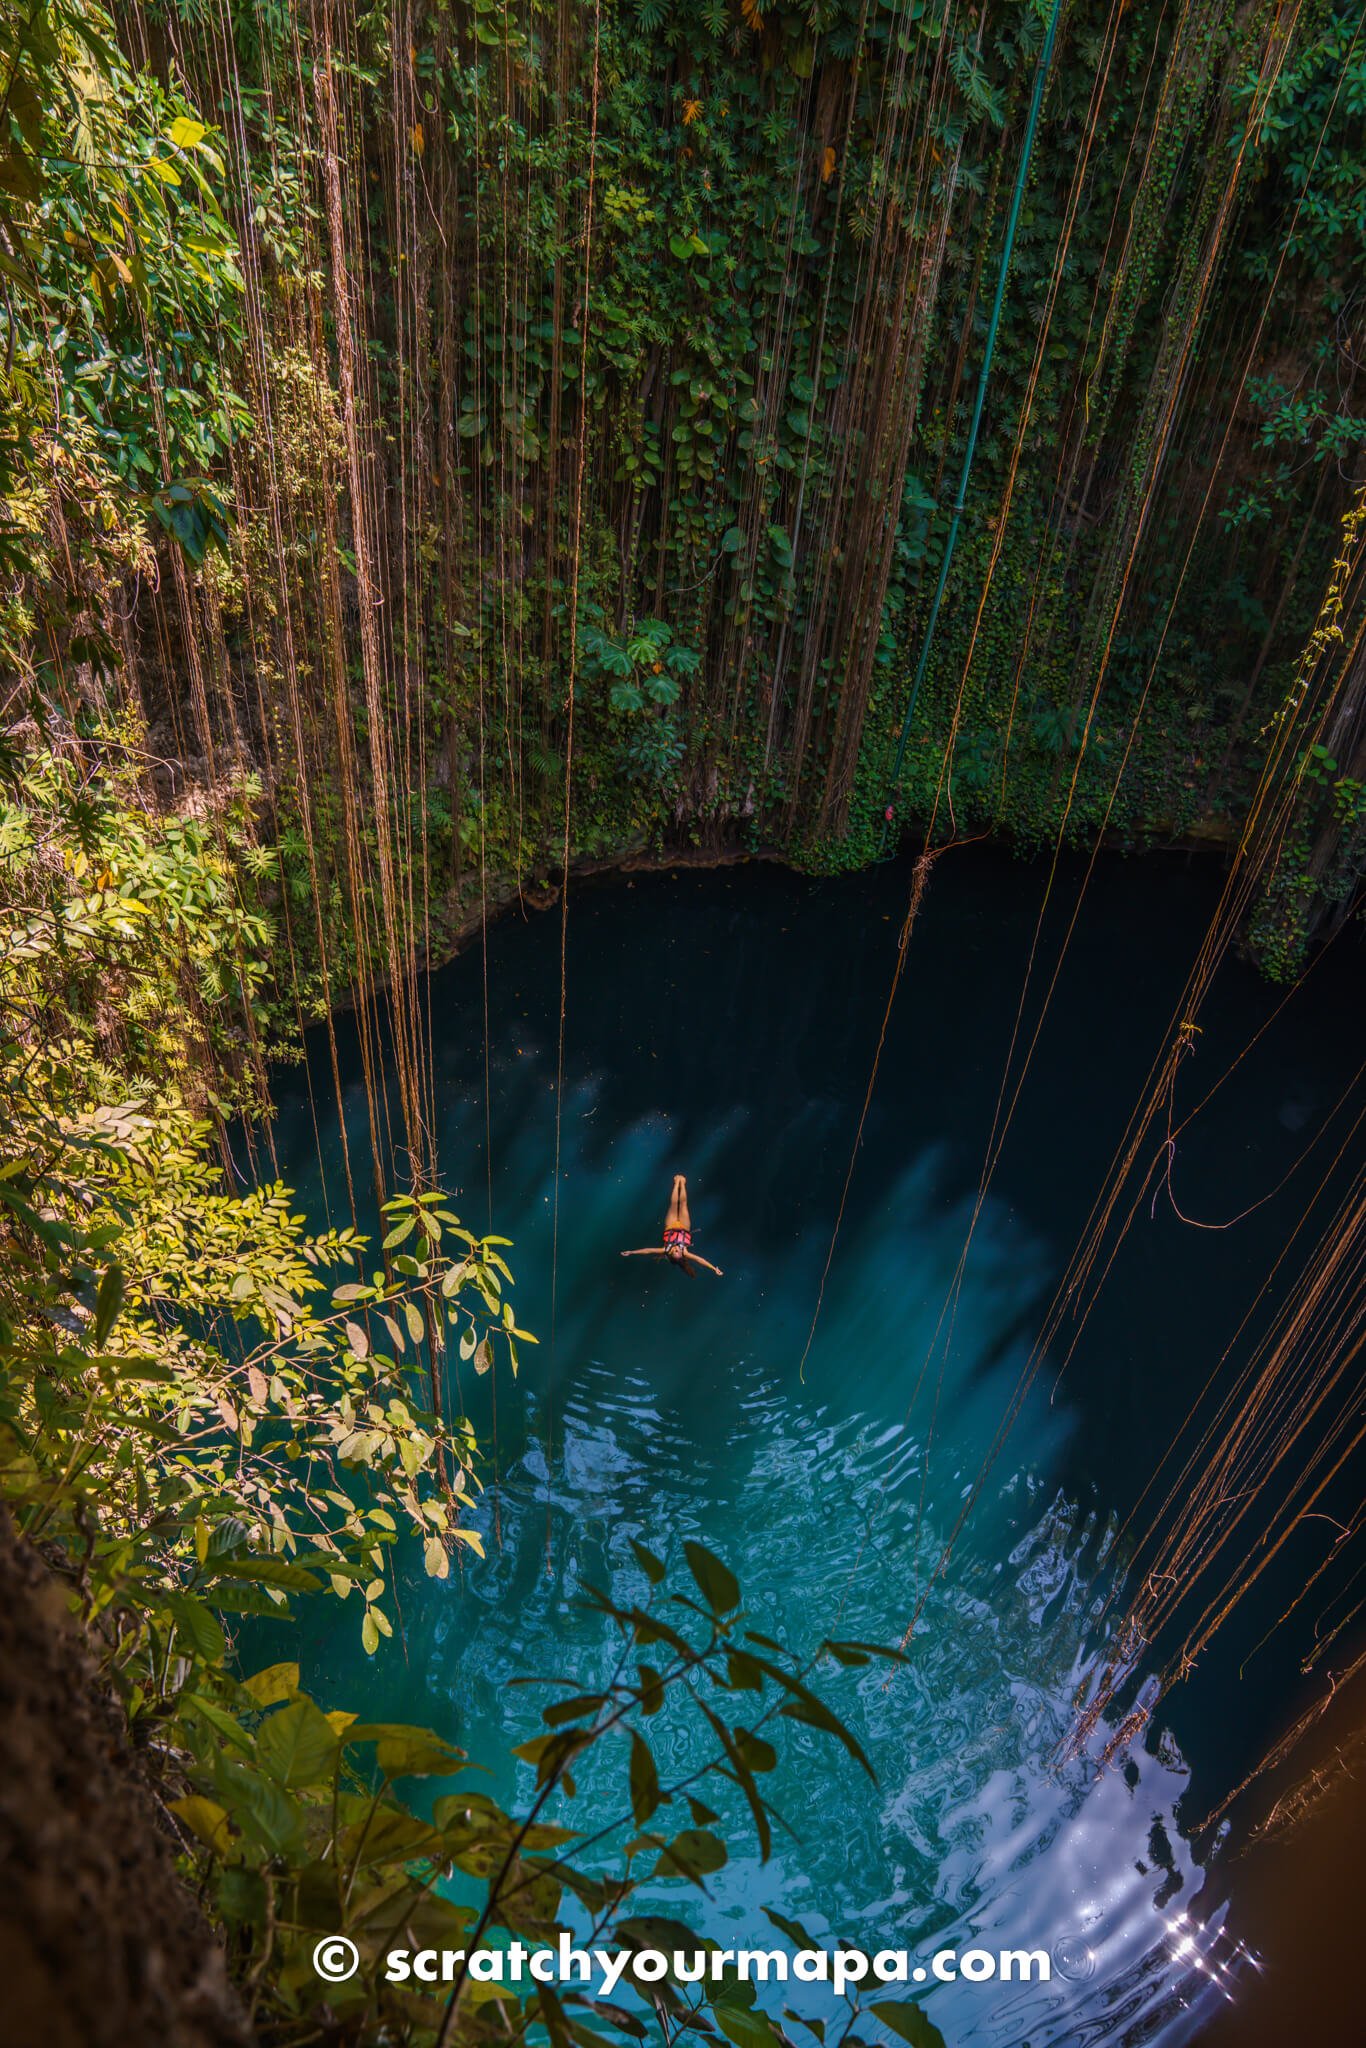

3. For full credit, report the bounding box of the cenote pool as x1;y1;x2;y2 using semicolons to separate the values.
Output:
267;848;1366;2048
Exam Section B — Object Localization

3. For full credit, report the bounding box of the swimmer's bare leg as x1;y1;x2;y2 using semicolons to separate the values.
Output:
665;1174;688;1234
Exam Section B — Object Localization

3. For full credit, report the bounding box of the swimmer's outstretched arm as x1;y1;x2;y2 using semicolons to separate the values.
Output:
684;1252;724;1277
621;1246;667;1258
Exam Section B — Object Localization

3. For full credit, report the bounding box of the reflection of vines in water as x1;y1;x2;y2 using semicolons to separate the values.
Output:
282;1052;1257;2042
41;0;1366;1837
792;41;1366;1805
929;486;1366;1797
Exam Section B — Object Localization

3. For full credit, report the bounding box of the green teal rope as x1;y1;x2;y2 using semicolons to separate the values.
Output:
882;0;1065;838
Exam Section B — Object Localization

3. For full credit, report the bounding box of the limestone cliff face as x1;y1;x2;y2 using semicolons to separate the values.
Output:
0;1514;251;2048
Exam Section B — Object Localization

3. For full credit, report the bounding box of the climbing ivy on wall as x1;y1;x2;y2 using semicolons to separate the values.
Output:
5;11;1366;2034
5;0;1366;1021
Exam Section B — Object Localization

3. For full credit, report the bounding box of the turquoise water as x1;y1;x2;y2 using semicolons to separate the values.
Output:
269;851;1366;2047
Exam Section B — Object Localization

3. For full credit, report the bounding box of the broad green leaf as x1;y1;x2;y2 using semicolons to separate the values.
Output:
216;1865;266;1925
629;1537;666;1584
93;1262;124;1345
241;1661;299;1708
652;1827;727;1887
213;1556;320;1592
628;1728;661;1823
735;1727;777;1773
510;1726;592;1788
778;1693;874;1777
683;1538;739;1615
372;1727;467;1778
542;1693;605;1727
763;1907;818;1948
170;1793;233;1855
338;1807;445;1868
868;2003;946;2048
215;1761;305;1858
715;2007;786;2048
823;1638;908;1666
726;1648;764;1689
256;1697;339;1787
696;1697;771;1861
166;1591;226;1665
182;1692;254;1753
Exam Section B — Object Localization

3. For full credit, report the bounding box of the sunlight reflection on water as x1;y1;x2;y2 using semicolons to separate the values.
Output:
271;848;1354;2048
307;1092;1245;2046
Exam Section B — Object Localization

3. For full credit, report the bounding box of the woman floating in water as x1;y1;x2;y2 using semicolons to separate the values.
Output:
621;1174;723;1278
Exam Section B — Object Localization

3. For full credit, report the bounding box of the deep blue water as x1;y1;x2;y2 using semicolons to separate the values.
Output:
267;848;1366;2047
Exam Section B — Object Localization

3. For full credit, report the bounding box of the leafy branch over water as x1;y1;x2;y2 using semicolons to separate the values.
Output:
171;1548;925;2048
0;735;926;2046
0;749;523;1655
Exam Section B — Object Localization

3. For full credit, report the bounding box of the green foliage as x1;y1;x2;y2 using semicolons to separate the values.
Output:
0;717;276;1106
0;928;909;2044
4;0;1364;968
166;1555;908;2048
8;5;1364;2037
0;731;527;1660
0;0;248;663
0;695;909;2048
1234;6;1366;281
